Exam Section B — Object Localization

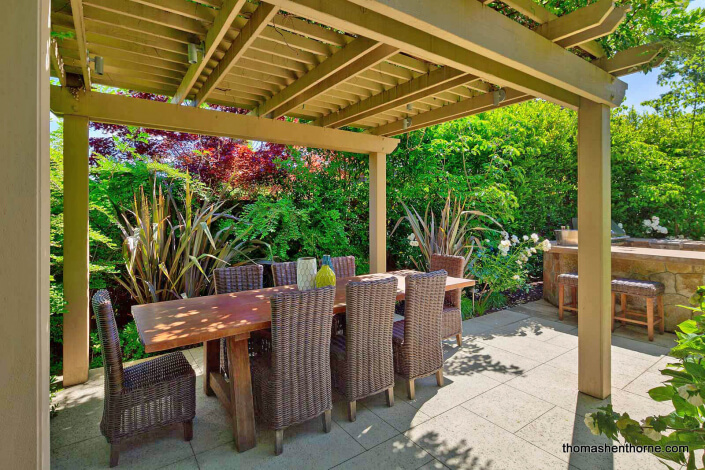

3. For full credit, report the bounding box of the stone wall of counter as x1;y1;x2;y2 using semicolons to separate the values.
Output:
543;249;705;332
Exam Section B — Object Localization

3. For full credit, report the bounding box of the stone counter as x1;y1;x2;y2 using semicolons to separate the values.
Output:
543;243;705;332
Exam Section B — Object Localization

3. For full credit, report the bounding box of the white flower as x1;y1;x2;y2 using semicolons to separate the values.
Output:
660;227;668;234
530;247;537;254
531;233;539;243
511;235;520;245
512;275;521;280
523;235;529;241
501;231;509;240
516;260;523;265
643;426;662;441
646;227;653;233
407;233;416;241
652;216;660;224
618;223;623;229
584;414;600;436
541;239;552;251
643;219;652;227
410;240;419;247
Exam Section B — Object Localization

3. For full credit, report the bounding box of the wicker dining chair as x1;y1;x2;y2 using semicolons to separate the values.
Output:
392;270;447;400
250;286;336;455
331;276;397;421
319;255;356;279
271;261;297;287
91;290;196;467
213;264;264;375
430;254;465;347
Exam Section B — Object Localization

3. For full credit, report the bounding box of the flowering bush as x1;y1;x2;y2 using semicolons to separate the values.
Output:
468;232;551;316
585;286;705;469
643;216;668;236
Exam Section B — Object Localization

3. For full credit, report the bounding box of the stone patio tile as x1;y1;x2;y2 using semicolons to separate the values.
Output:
546;331;580;350
51;424;195;470
612;324;677;351
648;355;678;374
611;334;673;358
545;348;658;389
160;456;200;469
516;406;665;470
360;391;432;433
465;310;529;330
331;394;400;450
505;364;594;414
445;341;541;383
50;390;104;449
462;383;555;433
395;369;501;418
475;332;570;363
509;301;560;316
195;419;365;470
190;407;234;455
332;435;433;470
490;317;577;342
459;318;495;337
405;406;569;470
622;371;666;399
417;459;450;470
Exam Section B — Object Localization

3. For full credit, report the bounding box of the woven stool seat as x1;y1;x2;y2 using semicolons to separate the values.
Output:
611;278;665;298
557;272;579;287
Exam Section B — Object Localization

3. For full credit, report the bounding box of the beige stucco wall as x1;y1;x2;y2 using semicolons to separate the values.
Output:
0;0;51;467
544;251;705;332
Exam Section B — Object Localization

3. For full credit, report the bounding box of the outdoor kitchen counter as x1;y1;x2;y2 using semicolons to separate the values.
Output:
543;242;705;331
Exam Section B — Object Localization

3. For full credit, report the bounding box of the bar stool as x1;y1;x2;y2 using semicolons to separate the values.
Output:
557;272;579;321
611;278;665;341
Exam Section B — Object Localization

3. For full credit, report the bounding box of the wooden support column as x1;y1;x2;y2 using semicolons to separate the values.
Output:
577;98;612;399
63;114;90;386
1;0;51;465
369;152;386;273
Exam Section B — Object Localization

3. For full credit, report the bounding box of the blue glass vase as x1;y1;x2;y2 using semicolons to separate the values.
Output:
321;254;334;274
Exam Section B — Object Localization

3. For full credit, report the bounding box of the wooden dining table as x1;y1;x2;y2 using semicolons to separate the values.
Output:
132;270;475;452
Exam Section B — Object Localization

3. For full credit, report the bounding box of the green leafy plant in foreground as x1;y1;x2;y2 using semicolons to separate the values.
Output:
586;286;705;469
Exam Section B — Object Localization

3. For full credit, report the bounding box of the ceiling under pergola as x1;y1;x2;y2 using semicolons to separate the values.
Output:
49;0;664;137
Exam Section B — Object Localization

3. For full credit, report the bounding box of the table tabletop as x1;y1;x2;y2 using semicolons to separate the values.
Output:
132;270;475;353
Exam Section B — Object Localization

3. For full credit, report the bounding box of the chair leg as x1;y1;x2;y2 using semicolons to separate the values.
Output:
274;429;284;456
646;297;655;342
406;379;415;400
109;444;119;468
347;401;356;422
571;287;577;313
183;420;193;441
558;284;564;321
323;409;332;433
611;292;616;332
621;294;627;325
658;295;665;334
436;369;444;387
456;334;462;347
385;387;394;407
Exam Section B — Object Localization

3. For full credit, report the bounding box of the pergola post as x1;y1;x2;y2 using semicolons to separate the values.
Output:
577;97;612;399
63;114;90;386
369;152;387;273
1;0;51;465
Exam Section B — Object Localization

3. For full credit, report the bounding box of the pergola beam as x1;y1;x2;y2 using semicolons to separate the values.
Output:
50;85;398;154
69;0;91;88
255;38;392;118
372;88;528;136
171;0;248;105
556;7;630;49
596;43;664;76
317;67;474;128
536;0;615;42
50;38;67;86
195;3;279;106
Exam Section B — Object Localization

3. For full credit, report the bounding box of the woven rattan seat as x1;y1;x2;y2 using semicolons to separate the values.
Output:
611;278;665;297
92;290;195;467
431;254;465;346
557;272;579;287
392;270;447;400
213;265;264;376
250;286;335;455
330;276;397;421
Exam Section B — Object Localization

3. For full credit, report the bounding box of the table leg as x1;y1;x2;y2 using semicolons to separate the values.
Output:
227;333;257;452
203;339;219;396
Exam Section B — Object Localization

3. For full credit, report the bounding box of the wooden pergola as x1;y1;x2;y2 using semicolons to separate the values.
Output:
2;0;666;465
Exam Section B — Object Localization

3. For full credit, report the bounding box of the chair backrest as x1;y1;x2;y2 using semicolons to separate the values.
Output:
345;277;397;400
430;254;465;308
91;290;124;395
402;270;447;379
271;261;297;287
331;256;356;279
269;286;335;428
214;264;263;294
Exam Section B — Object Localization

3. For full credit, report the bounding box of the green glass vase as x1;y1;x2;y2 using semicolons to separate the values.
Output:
315;264;336;288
